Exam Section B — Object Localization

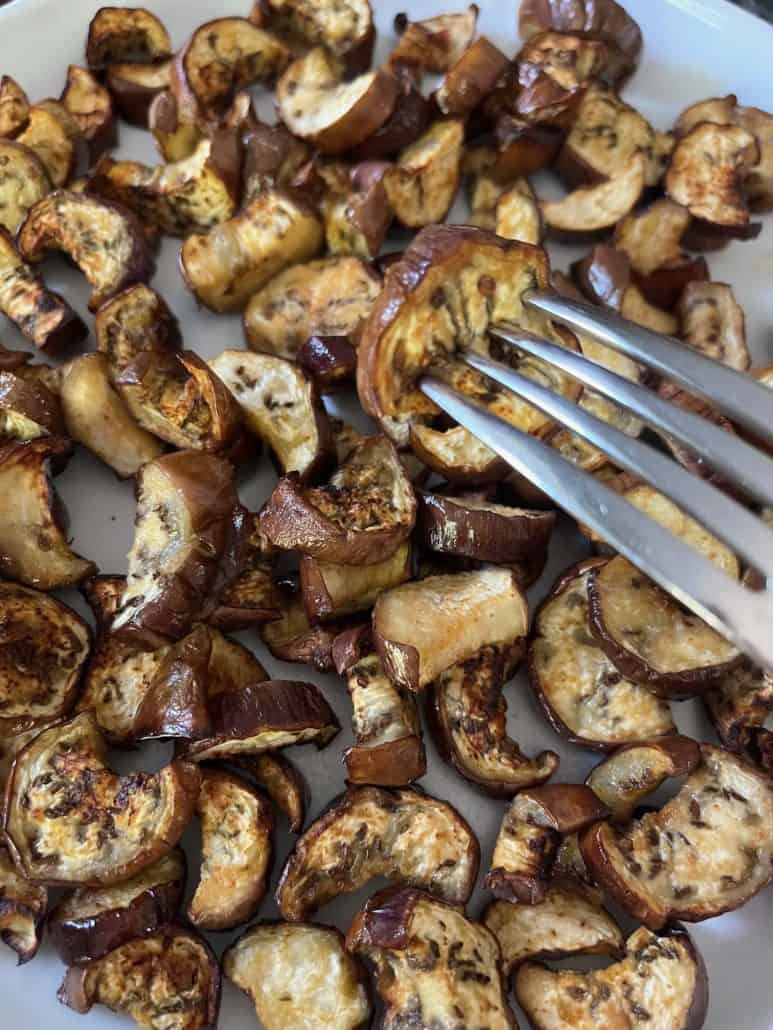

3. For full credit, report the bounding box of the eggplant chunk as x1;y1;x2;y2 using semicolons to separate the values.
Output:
16;105;76;188
516;925;708;1030
225;921;371;1030
0;841;46;963
0;140;51;234
582;744;773;928
111;451;248;647
542;154;645;236
383;119;464;228
515;32;609;127
61;66;116;163
187;769;272;931
58;926;220;1030
0;75;29;137
261;586;343;671
86;7;171;70
60;353;164;478
704;657;773;753
210;350;332;480
347;887;513;1030
429;642;559;797
4;712;199;886
277;786;479;919
435;36;509;117
242;120;310;199
261;434;416;565
666;121;759;227
106;59;172;127
243;255;380;360
390;7;478;77
588;555;741;698
234;753;307;832
180;680;340;762
254;0;375;75
484;881;624;971
301;542;412;622
48;849;186;966
17;191;152;312
586;737;702;822
559;84;673;187
374;567;528;693
495;177;543;244
0;438;96;590
96;283;181;378
528;560;676;749
320;159;393;259
679;281;749;370
343;648;426;787
0;365;63;442
348;78;431;161
210;515;279;630
276;47;397;155
0;582;90;737
181;189;323;312
486;785;609;904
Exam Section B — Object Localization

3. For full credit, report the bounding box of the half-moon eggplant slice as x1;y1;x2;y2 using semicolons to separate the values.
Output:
382;118;464;228
252;0;375;75
678;280;749;370
300;542;412;622
0;841;47;963
276;785;479;920
0;74;29;137
703;657;773;754
85;7;172;70
542;155;646;237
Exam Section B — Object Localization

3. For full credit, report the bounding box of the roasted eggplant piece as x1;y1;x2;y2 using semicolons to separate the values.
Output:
105;57;171;128
111;451;248;647
514;31;609;127
15;104;77;188
486;785;609;904
261;584;344;671
519;0;642;76
243;255;380;360
225;920;371;1030
748;728;773;772
297;334;357;391
573;243;679;334
429;641;559;797
0;140;51;234
180;189;323;312
277;786;479;920
233;752;307;832
0;841;46;964
581;744;773;928
588;555;741;698
96;282;181;376
0;365;63;442
383;119;464;228
210;350;332;480
679;280;749;370
18;191;152;311
187;768;272;931
60;353;164;478
465;114;564;182
58;926;220;1029
276;47;397;155
586;736;701;822
666;121;759;228
495;176;543;244
0;438;96;589
301;541;412;623
542;154;645;237
319;158;393;260
148;89;204;163
86;6;171;70
347;886;513;1029
180;679;340;762
0;75;29;137
61;65;116;163
241;119;311;200
435;36;509;117
516;924;708;1030
210;516;279;631
704;658;773;754
0;582;90;737
4;712;199;886
253;0;375;75
48;849;186;966
374;567;528;693
389;6;478;78
558;84;673;187
529;559;676;749
484;880;624;972
347;78;431;161
261;434;416;564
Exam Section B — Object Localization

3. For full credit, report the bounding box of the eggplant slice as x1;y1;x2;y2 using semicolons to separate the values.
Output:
679;280;749;370
300;541;412;623
513;31;609;127
0;74;29;137
106;59;172;127
581;744;773;928
389;7;478;77
254;0;375;74
347;886;513;1030
86;7;171;70
516;924;708;1030
48;849;186;966
0;841;47;963
61;65;116;163
382;118;465;228
232;752;307;832
276;785;479;920
704;657;773;754
225;921;371;1030
529;559;677;749
4;712;200;886
0;140;52;234
0;365;63;442
260;585;345;671
542;155;646;236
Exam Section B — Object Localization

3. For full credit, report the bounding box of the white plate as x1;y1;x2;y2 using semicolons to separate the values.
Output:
0;1;771;1027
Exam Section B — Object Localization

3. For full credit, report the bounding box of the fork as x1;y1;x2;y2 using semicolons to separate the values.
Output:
419;289;773;669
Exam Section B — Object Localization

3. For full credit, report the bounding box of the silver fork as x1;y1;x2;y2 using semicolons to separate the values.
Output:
419;289;773;669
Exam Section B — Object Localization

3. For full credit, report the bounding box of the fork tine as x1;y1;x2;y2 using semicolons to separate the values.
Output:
460;349;773;580
489;322;773;510
523;288;773;448
419;376;772;668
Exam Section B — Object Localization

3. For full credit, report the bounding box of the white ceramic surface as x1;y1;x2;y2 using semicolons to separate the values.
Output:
0;0;771;1027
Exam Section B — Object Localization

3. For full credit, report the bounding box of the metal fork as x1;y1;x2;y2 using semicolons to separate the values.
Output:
419;289;773;669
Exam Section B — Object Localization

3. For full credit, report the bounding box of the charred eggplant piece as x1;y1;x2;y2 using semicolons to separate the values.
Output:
18;191;152;312
61;66;116;163
300;542;412;623
374;567;528;693
573;243;679;335
242;120;311;200
210;516;279;631
581;744;773;928
543;154;645;237
225;920;371;1030
486;785;609;904
390;7;478;78
261;435;416;565
319;159;393;260
347;886;513;1029
253;0;375;76
48;849;186;966
58;926;220;1029
187;769;272;931
86;7;171;71
260;584;344;671
514;31;609;127
0;841;46;964
516;924;708;1030
4;712;199;885
111;451;248;647
435;36;509;117
0;438;96;589
181;189;323;312
347;78;431;161
586;737;701;822
679;280;749;370
0;365;63;442
106;58;171;127
233;752;307;832
243;255;380;360
528;559;676;749
278;786;479;919
704;658;773;754
96;282;180;376
383;119;464;228
0;75;29;137
495;177;543;244
0;140;51;234
16;104;77;188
